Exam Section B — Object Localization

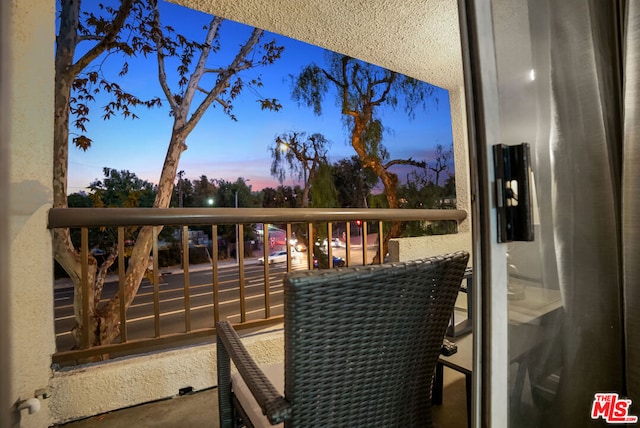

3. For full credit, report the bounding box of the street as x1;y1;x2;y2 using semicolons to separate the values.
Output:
54;258;307;352
53;242;379;352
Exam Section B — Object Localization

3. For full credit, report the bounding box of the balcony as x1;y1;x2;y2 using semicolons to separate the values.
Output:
49;207;468;366
48;206;471;427
57;369;469;427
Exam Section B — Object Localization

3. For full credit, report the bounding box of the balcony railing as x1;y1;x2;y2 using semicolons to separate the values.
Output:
48;207;467;366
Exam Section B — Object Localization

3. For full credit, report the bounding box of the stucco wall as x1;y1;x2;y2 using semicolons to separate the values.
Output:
1;0;12;425
6;0;472;425
450;87;472;234
389;232;473;264
9;0;56;426
50;329;284;424
169;0;463;91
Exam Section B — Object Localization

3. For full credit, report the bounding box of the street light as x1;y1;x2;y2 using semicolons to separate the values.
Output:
277;137;289;153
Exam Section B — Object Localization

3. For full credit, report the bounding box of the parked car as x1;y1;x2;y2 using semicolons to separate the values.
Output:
318;237;346;250
313;254;346;269
258;249;301;265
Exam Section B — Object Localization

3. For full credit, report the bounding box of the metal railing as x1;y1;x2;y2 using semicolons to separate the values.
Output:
49;207;466;366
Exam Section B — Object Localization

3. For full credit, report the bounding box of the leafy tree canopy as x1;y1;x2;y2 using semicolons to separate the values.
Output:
88;167;156;207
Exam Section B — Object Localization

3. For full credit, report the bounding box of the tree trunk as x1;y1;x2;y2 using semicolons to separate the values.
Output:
54;1;99;347
54;2;268;351
96;129;186;344
349;116;402;264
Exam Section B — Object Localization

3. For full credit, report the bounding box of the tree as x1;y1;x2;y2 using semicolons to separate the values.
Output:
269;131;330;208
427;143;452;187
192;175;217;207
54;1;283;350
292;53;436;262
89;167;156;208
213;178;257;258
309;163;338;208
260;185;300;208
331;156;378;208
68;191;93;208
54;0;160;350
86;167;157;258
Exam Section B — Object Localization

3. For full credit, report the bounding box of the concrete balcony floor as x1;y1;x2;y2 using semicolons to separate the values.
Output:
54;368;468;427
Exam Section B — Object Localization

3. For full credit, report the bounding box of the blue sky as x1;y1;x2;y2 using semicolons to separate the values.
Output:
67;1;453;194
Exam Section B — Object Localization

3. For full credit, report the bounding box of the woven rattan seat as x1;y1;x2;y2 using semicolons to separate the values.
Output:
216;251;469;427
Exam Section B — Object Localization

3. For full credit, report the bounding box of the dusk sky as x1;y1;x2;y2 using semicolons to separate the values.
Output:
66;1;454;194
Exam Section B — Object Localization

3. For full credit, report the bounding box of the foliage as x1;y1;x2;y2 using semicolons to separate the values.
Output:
260;185;301;208
211;178;258;252
54;0;285;350
291;53;438;261
88;167;156;207
82;168;158;257
268;131;330;207
331;156;378;208
170;174;218;208
68;191;93;207
291;54;435;177
65;0;162;151
309;163;338;208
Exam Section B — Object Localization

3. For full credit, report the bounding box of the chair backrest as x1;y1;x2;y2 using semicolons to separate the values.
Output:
282;251;470;427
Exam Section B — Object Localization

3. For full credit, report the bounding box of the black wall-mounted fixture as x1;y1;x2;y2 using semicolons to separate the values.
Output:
493;143;534;242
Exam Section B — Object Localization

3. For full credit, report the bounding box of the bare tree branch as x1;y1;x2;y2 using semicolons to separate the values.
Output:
384;158;426;169
70;0;136;76
183;28;263;135
151;1;179;114
182;16;223;107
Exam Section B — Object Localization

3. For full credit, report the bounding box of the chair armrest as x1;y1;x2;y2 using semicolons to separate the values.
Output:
216;321;291;425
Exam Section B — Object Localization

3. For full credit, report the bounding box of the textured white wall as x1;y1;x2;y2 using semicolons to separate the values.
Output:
9;0;56;426
389;232;473;264
50;329;284;424
1;0;12;426
7;0;471;424
169;0;463;91
450;87;472;234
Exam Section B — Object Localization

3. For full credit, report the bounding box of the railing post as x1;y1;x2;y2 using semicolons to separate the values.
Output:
118;227;127;343
182;225;191;332
327;222;333;268
263;223;270;318
212;224;220;323
307;223;314;270
238;224;246;323
378;220;384;264
286;223;292;272
362;221;368;265
81;227;90;349
345;222;351;266
152;226;161;337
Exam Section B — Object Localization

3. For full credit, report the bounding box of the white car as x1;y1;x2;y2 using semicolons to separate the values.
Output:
320;238;346;249
258;250;300;264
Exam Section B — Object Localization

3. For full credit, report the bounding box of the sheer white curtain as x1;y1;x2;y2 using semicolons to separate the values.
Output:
530;0;638;425
623;0;640;403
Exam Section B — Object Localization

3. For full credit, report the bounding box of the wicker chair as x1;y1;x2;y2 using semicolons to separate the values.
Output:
216;251;470;428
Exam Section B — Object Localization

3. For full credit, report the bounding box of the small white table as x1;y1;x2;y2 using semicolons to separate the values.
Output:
433;284;562;428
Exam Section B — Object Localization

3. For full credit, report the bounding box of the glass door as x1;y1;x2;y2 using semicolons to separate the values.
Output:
463;0;627;426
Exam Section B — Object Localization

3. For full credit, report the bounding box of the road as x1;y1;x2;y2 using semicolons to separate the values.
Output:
54;258;308;352
53;244;377;352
